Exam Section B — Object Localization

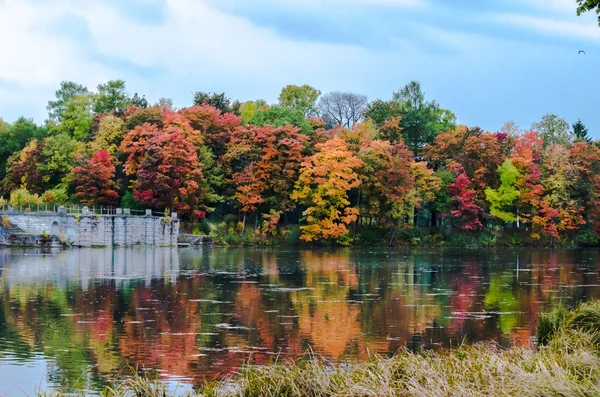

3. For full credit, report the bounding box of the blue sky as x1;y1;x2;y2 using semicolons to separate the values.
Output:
0;0;598;135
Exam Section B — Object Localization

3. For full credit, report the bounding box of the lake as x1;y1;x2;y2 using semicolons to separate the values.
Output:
0;247;599;395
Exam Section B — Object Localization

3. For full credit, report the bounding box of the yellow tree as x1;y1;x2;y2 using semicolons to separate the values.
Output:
291;136;362;242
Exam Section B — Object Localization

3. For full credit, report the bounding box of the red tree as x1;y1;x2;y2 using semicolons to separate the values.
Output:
447;164;484;231
71;149;120;206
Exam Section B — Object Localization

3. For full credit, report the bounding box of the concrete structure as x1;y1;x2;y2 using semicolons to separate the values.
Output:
0;207;179;247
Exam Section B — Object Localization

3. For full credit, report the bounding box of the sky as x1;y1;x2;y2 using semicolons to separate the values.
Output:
0;0;598;135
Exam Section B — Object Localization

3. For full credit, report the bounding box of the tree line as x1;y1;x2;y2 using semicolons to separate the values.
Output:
0;80;598;246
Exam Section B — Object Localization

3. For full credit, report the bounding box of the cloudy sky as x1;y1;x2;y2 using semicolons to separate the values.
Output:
0;0;598;134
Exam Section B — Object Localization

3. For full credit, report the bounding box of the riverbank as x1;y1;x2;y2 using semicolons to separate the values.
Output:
39;301;600;396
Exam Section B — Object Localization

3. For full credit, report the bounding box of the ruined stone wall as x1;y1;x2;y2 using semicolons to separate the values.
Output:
1;209;179;247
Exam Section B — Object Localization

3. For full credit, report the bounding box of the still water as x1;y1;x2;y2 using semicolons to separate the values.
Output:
0;247;599;395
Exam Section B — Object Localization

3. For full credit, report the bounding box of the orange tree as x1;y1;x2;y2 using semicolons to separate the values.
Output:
291;136;362;243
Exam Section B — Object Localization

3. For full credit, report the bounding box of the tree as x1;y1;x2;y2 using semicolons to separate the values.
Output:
363;99;402;128
392;81;456;153
573;119;591;143
533;144;584;244
364;81;455;152
510;131;545;227
70;150;120;206
447;163;484;231
156;97;175;110
0;117;47;181
90;114;126;154
485;159;521;223
224;124;309;230
94;80;131;114
3;140;45;194
248;105;312;135
317;91;367;129
132;129;204;215
192;92;231;113
278;84;321;117
291;136;362;242
47;81;89;121
130;93;148;108
500;120;521;137
39;134;85;189
180;104;241;158
356;138;415;228
577;0;600;25
423;125;502;194
531;113;573;148
54;94;94;140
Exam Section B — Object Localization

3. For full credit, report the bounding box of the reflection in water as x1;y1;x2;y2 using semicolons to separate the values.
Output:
1;247;599;394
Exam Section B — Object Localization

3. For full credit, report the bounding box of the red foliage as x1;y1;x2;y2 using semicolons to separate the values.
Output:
447;165;484;231
71;149;120;206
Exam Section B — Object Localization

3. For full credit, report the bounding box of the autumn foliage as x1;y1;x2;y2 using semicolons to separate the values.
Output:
70;149;120;206
2;80;600;246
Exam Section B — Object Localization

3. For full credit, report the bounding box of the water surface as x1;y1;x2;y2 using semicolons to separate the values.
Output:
0;247;598;395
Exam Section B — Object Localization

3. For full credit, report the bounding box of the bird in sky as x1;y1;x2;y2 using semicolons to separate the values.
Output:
578;50;586;55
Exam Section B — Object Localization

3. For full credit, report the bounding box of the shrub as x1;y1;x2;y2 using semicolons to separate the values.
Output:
9;188;41;208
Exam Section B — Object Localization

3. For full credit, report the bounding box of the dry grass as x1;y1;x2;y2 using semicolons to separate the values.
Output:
41;301;600;397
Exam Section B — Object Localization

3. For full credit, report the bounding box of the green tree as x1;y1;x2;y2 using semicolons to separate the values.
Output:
393;81;456;153
531;113;573;148
577;0;600;25
53;94;94;140
39;134;85;189
46;81;89;121
248;105;312;135
485;159;521;223
130;93;148;108
94;79;131;114
278;84;321;117
573;119;591;143
239;100;267;124
192;92;231;113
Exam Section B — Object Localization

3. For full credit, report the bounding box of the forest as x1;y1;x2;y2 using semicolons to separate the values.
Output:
0;80;598;247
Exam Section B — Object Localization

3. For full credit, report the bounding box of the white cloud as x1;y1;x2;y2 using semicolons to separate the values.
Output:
498;13;600;42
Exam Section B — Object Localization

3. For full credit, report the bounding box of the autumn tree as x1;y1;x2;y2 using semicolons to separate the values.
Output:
447;163;484;231
291;136;362;242
132;129;204;214
485;159;521;223
224;124;308;231
532;144;584;245
278;84;321;117
90;114;126;154
510;131;545;227
3;140;45;194
423;125;502;194
71;149;120;206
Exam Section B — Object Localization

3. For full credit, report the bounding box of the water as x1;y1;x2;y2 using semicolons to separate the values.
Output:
0;247;599;395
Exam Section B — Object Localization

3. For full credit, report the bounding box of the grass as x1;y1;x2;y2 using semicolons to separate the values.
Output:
41;301;600;396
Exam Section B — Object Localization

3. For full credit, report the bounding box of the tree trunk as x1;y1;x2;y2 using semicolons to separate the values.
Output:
241;212;247;234
389;229;396;247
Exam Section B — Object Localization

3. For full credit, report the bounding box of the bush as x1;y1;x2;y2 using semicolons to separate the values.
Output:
41;187;69;205
9;188;41;208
